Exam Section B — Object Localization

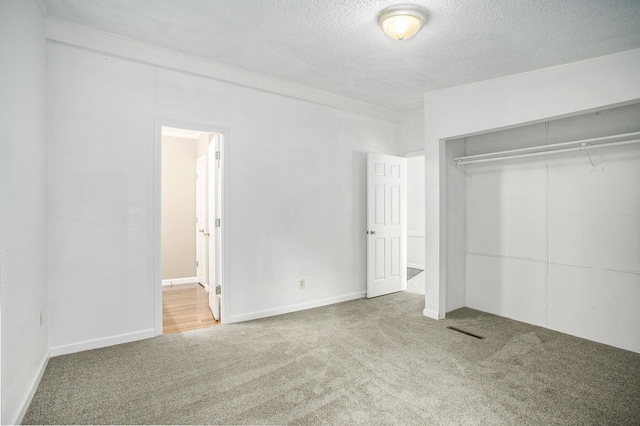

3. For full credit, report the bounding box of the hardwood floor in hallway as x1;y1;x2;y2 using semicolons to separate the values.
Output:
163;283;219;334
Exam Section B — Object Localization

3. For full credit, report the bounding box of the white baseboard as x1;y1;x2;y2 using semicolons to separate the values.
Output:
407;263;425;270
161;277;199;286
50;328;157;357
423;308;445;320
14;348;50;426
229;291;366;323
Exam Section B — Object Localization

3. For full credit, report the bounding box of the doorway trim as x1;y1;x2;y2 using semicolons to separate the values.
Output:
153;117;230;335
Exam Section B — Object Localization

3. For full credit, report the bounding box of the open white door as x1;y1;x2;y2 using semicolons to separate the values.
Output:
208;135;222;320
367;153;407;298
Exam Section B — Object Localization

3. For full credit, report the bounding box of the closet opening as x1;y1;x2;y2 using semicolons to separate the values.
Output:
442;102;640;352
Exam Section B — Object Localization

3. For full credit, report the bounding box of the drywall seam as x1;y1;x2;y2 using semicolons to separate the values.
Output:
466;252;546;264
44;19;401;123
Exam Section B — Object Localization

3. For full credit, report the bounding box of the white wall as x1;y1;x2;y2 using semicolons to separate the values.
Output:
398;109;424;154
463;104;640;352
157;67;397;323
423;49;640;322
47;42;158;354
406;156;425;269
46;40;398;353
0;1;49;424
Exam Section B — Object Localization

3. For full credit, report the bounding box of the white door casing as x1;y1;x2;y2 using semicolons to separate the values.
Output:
156;120;229;333
208;135;222;320
196;156;208;289
367;153;407;298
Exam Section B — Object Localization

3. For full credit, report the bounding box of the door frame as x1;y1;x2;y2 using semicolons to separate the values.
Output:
154;117;230;334
207;134;222;320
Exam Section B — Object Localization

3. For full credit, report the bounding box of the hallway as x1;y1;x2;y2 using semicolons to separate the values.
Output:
162;283;219;334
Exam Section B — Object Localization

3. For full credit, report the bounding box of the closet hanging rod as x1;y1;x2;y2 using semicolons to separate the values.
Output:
454;130;640;162
453;138;640;165
453;131;640;166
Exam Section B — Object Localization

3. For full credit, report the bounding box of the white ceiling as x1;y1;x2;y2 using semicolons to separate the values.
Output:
43;0;640;112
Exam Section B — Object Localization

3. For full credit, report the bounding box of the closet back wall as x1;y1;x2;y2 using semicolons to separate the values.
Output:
462;103;640;353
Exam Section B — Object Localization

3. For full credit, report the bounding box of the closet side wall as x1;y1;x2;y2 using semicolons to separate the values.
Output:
464;103;640;353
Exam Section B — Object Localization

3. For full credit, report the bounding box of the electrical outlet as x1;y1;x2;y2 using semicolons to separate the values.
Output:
40;311;45;327
299;278;305;289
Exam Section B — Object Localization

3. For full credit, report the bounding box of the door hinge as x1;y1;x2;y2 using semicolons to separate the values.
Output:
196;260;199;267
215;151;220;160
215;218;221;227
215;285;221;295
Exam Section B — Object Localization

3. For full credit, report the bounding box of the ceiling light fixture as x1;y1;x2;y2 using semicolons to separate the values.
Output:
378;5;428;41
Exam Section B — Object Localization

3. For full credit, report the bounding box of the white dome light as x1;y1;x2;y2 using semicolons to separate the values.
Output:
378;5;429;41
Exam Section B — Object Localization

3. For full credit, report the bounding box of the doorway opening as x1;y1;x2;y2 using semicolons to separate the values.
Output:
405;154;425;295
159;125;224;334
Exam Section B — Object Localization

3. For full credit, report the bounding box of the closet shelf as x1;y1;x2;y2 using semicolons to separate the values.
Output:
452;131;640;166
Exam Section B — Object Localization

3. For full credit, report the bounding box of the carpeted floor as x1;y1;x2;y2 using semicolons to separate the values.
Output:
24;292;640;425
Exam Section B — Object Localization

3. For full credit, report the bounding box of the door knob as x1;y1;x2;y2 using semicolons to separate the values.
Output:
368;230;376;235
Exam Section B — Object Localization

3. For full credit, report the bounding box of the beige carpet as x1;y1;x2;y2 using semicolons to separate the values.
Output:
24;292;640;425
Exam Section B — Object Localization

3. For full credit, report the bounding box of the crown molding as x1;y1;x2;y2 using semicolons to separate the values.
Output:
45;19;402;123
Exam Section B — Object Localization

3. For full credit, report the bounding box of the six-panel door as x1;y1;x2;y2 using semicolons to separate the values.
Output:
367;153;407;298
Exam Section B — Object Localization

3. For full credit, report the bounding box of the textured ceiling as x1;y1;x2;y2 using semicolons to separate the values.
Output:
43;0;640;112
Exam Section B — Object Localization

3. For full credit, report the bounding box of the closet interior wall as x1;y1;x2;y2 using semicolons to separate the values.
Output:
453;102;640;353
